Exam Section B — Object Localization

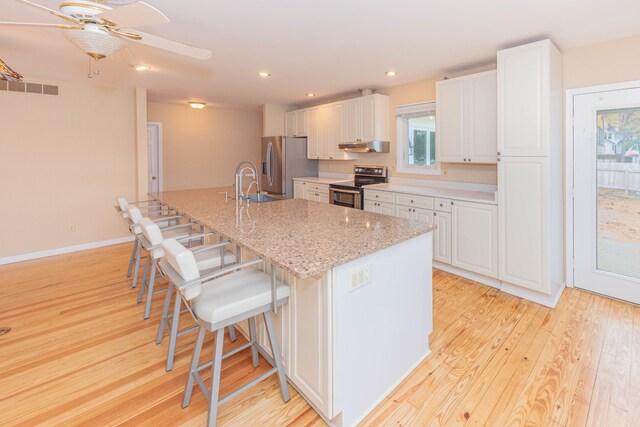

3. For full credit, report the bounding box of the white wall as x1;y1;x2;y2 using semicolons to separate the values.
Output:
0;79;138;258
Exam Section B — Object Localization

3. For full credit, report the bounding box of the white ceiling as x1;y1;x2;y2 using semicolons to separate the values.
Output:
2;0;640;110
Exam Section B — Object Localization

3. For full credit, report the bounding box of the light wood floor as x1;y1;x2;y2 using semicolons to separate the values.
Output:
0;244;637;426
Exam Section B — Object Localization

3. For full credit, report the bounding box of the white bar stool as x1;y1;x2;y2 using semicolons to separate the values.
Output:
156;239;238;372
126;206;182;289
136;218;211;319
159;238;290;427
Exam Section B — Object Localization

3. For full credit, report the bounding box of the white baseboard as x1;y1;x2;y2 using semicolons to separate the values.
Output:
0;236;134;265
433;261;501;289
434;262;565;308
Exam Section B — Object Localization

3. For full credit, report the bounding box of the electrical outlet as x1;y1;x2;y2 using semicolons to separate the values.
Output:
349;263;372;292
68;224;76;232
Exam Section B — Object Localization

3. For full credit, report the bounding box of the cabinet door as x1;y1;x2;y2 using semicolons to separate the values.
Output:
344;98;361;142
497;41;549;156
285;111;297;137
433;212;452;264
296;109;308;137
319;105;332;160
307;108;320;159
414;207;434;225
289;274;332;416
294;181;306;199
451;201;498;278
467;71;497;164
363;200;377;213
377;201;396;216
396;205;413;220
330;103;345;160
436;78;466;162
498;157;549;293
360;95;376;142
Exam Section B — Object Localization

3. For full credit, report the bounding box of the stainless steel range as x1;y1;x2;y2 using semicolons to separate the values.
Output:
329;165;388;209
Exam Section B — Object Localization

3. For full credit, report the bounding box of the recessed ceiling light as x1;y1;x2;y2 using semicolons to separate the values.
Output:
385;71;397;77
258;72;271;77
188;102;206;109
306;93;316;97
428;116;435;120
134;65;151;71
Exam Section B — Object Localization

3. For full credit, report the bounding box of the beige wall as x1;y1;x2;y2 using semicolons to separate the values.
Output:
147;103;262;190
318;75;498;185
0;79;138;258
564;34;640;90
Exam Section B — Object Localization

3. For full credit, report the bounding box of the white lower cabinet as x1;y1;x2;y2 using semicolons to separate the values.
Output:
364;200;396;216
294;181;306;199
451;200;498;278
294;180;330;204
433;211;451;264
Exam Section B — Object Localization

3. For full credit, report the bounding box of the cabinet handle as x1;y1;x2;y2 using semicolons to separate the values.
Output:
439;203;443;207
376;195;379;198
410;200;414;203
433;212;436;216
450;201;454;205
468;158;471;162
463;158;467;162
497;152;501;155
497;158;501;162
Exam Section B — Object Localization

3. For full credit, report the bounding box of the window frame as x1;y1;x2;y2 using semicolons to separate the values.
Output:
396;101;441;175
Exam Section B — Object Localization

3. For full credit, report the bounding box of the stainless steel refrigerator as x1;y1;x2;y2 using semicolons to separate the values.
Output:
261;136;318;198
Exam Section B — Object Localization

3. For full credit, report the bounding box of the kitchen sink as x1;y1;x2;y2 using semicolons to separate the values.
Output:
246;194;283;203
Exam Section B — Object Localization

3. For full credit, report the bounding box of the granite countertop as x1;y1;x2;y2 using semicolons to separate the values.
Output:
151;187;435;279
292;176;352;185
367;183;497;205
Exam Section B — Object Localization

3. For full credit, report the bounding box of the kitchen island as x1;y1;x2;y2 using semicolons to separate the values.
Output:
151;187;436;426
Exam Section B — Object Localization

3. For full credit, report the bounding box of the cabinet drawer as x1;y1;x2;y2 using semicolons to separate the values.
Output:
396;193;434;210
307;183;329;193
364;189;395;204
434;198;452;212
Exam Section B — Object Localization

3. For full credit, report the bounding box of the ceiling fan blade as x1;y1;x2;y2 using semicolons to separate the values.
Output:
95;2;169;29
123;30;212;60
14;0;81;25
0;21;80;30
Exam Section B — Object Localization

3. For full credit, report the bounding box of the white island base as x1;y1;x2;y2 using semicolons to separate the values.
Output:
235;233;433;426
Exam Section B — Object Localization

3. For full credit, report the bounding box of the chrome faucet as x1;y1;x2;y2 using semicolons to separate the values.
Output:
234;161;260;201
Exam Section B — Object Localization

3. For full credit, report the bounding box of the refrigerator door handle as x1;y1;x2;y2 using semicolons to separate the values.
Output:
267;142;274;186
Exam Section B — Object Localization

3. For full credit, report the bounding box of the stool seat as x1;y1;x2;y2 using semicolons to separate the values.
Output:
191;269;289;324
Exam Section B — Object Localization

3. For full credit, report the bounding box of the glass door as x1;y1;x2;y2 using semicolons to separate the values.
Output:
573;86;640;303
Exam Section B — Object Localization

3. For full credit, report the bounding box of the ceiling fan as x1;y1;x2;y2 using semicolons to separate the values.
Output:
0;58;23;81
0;0;212;61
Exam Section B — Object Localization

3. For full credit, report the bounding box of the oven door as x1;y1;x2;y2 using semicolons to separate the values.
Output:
329;188;362;209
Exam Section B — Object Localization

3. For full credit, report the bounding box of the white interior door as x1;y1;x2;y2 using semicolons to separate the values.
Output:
147;123;162;194
573;86;640;303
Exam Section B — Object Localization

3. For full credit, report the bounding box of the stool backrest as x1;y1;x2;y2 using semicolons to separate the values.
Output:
126;206;143;225
116;197;128;211
162;239;202;299
140;218;163;246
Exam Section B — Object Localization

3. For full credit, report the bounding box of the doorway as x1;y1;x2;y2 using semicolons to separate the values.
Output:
147;122;163;194
570;83;640;304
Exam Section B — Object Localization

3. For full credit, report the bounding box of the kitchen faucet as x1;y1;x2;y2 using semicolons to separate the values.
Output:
234;161;260;201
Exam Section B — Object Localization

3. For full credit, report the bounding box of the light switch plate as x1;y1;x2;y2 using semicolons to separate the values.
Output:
349;263;372;292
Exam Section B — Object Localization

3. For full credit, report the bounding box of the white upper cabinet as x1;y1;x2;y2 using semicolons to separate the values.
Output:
285;111;296;137
343;94;389;143
436;70;497;164
497;40;561;156
319;105;332;159
307;107;320;159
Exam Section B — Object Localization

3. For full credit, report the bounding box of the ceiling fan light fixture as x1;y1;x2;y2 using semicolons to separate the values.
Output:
63;27;127;60
0;58;22;81
188;102;206;109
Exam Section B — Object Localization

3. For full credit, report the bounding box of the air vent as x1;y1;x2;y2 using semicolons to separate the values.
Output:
0;80;59;96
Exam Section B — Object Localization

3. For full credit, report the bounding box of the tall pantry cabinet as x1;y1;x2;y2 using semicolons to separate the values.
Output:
497;39;564;303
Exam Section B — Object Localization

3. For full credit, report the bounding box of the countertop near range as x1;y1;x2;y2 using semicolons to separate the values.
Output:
292;176;351;185
151;187;435;279
367;183;497;204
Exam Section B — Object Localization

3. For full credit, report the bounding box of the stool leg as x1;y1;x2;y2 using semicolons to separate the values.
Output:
143;259;157;319
127;241;136;277
182;325;206;408
228;325;237;342
207;328;225;427
166;289;182;372
131;240;142;288
248;317;259;368
264;312;290;402
137;255;150;304
156;282;174;344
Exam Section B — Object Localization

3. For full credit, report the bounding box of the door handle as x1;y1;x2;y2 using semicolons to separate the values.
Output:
267;143;274;186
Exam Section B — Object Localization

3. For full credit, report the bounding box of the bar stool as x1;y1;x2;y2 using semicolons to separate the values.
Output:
126;206;183;289
159;239;290;427
136;218;212;319
156;238;238;371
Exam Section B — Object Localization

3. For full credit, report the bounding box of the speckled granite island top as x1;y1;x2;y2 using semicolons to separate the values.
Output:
151;187;436;279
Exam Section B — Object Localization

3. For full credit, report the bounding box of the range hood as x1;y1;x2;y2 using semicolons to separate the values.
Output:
339;141;390;153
